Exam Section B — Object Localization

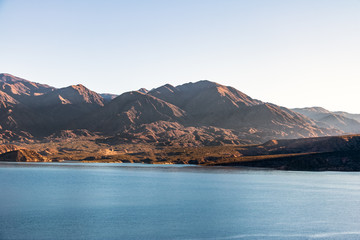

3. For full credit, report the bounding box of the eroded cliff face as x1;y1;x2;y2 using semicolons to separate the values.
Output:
0;144;21;154
0;145;48;162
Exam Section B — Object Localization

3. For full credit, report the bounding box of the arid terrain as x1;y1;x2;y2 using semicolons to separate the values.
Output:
0;73;347;145
1;73;360;171
0;133;359;171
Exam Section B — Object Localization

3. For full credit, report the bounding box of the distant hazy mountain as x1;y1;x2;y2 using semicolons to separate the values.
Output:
100;93;118;102
333;111;360;122
292;107;360;133
0;73;346;145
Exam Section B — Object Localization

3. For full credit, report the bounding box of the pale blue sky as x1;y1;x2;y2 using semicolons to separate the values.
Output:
1;0;360;112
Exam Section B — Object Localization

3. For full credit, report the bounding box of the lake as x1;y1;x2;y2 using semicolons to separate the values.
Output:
1;162;360;240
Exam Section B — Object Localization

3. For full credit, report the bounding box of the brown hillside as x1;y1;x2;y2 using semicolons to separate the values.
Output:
88;91;187;133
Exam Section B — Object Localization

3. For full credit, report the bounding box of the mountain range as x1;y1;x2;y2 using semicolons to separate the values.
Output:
0;73;356;146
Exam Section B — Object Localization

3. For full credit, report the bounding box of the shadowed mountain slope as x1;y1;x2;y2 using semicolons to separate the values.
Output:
31;84;104;107
26;84;105;135
0;75;105;138
86;91;186;133
242;134;360;156
208;134;360;171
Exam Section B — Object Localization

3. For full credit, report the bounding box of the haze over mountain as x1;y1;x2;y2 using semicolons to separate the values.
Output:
0;73;351;146
292;107;360;134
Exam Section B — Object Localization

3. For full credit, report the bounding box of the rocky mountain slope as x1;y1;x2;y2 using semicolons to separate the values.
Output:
147;81;338;140
89;91;187;133
0;73;54;100
0;73;348;146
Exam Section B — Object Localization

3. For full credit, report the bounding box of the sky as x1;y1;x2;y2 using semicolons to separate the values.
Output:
1;0;360;113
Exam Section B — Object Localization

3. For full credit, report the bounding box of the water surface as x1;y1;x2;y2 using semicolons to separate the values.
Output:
1;162;360;239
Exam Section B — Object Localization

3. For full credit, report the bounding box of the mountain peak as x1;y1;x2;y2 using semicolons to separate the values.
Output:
177;80;219;91
138;88;148;94
0;73;24;82
197;79;219;86
68;84;87;91
0;73;47;86
89;90;187;133
0;73;16;79
152;83;177;93
150;80;261;110
56;84;104;106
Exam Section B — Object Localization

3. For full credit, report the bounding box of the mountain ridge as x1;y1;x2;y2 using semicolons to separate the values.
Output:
0;73;351;146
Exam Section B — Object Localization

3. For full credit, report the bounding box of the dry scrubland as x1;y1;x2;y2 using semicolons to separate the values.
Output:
18;138;244;164
7;134;360;171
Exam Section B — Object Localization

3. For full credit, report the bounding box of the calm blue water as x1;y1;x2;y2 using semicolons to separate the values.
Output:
1;163;360;240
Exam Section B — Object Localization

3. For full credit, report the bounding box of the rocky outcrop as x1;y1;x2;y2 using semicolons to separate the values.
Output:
0;144;22;154
47;129;95;140
0;149;48;162
0;145;48;162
